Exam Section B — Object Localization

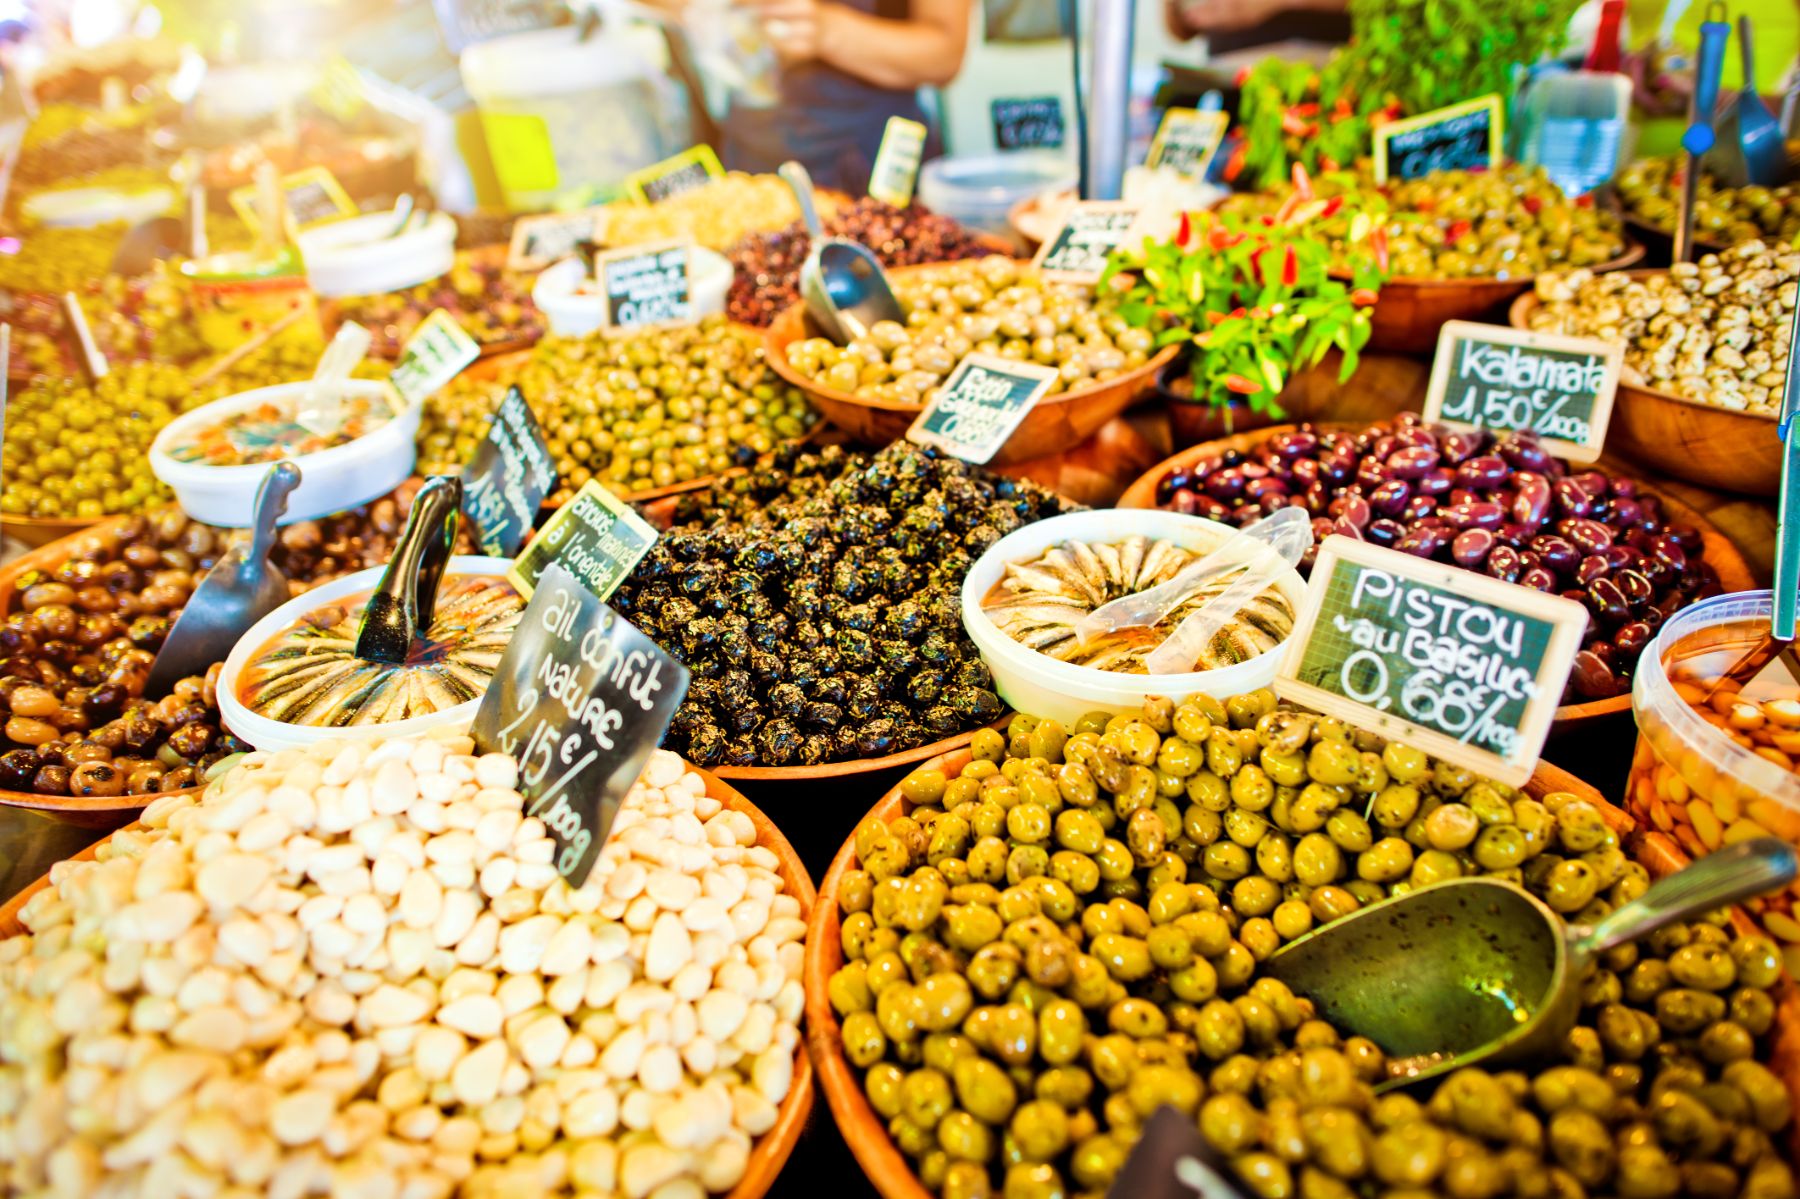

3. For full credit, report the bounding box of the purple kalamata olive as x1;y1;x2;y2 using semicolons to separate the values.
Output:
1528;535;1580;574
1614;621;1653;657
1311;517;1337;543
1291;458;1321;488
1443;502;1505;531
1170;489;1202;515
1355;458;1388;492
1367;518;1407;548
1332;517;1365;541
1271;429;1319;460
1576;555;1611;585
1417;467;1457;497
1329;495;1370;528
1258;493;1290;516
1611;477;1637;499
1369;479;1411;516
1587;577;1630;623
1520;566;1558;592
1497;522;1534;549
1320;455;1357;486
1604;497;1645;529
1486;545;1524;582
1440;429;1486;464
1570;650;1619;699
1554;478;1596;519
1616;570;1654;607
1572;470;1610;497
1400;494;1439;523
1498;436;1556;474
1455;455;1511;491
1397;527;1450;558
1301;483;1331;514
1386;446;1440;479
1648;534;1687;575
1511;475;1552;529
1246;478;1289;502
1601;546;1642;573
1206;471;1247;503
1560;518;1614;555
1241;461;1270;481
1371;434;1400;461
1451;529;1496;569
1670;524;1703;555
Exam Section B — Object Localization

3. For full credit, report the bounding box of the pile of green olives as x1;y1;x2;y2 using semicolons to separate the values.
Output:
784;256;1155;406
828;692;1797;1199
1617;155;1800;248
417;314;816;503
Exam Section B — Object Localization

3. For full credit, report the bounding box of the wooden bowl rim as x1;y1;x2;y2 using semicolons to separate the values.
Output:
803;750;1629;1199
1327;238;1645;292
1112;422;1760;726
0;763;815;1199
708;718;1006;781
1508;280;1779;425
1619;211;1730;255
0;512;104;545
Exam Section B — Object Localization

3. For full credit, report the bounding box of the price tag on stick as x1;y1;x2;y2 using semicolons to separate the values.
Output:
391;310;481;407
906;353;1058;464
1422;321;1623;463
595;242;694;331
1146;108;1229;181
1274;535;1589;786
470;563;690;888
1032;202;1142;286
625;145;724;204
507;208;603;271
868;116;928;207
509;479;659;601
1373;94;1503;184
460;387;558;558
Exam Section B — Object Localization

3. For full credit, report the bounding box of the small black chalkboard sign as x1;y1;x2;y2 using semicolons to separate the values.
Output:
470;563;689;887
906;352;1058;464
1423;320;1623;464
1276;535;1588;786
1032;202;1141;285
1374;94;1503;184
992;96;1066;150
509;478;660;601
625;145;724;204
597;242;694;330
460;387;557;558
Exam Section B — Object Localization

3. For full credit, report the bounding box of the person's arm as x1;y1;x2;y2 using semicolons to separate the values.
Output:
746;0;972;90
1165;0;1344;39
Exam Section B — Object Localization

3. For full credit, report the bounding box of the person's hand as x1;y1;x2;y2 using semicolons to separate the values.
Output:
740;0;823;64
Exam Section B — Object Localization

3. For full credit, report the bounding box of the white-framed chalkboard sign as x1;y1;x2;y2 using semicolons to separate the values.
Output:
1422;320;1624;463
1373;94;1503;184
906;352;1058;464
1031;201;1141;286
1275;535;1588;786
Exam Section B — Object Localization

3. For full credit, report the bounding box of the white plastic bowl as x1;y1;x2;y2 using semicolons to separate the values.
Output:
298;210;459;298
149;380;422;527
219;556;517;752
961;510;1306;727
531;247;733;337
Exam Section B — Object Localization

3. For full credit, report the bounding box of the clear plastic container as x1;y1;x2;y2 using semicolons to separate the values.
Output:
460;24;686;211
961;509;1305;727
1627;590;1800;972
218;557;516;752
917;152;1077;237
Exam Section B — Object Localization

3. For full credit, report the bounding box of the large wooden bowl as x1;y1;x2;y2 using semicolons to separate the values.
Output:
1353;240;1645;354
804;751;1629;1199
0;763;815;1199
1115;424;1760;732
1510;279;1781;496
764;267;1179;465
0;512;104;549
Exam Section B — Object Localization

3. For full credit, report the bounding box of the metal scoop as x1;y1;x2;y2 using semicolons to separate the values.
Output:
1266;836;1798;1091
144;462;301;697
1705;15;1786;187
777;159;904;344
354;475;462;665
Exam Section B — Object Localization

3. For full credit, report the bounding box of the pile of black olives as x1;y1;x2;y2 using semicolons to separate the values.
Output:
613;441;1074;767
1154;416;1721;702
830;693;1796;1199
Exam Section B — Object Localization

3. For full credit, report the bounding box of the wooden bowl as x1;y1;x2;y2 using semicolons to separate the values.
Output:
1510;278;1781;496
763;266;1179;465
0;513;104;549
1115;424;1760;732
1355;240;1645;354
804;751;1630;1199
0;765;815;1199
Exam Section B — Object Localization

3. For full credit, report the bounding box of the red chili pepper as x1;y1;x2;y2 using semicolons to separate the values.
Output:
1575;192;1593;208
1318;196;1344;220
1332;97;1353;120
1235;66;1251;86
1176;210;1192;248
1250;246;1268;281
1290;102;1320;118
1291;162;1313;201
1222;140;1248;182
1273;193;1301;225
1320;154;1339;172
1281;112;1309;136
1372;226;1389;272
1522;195;1543;215
1281;245;1298;286
1445;220;1471;242
1207;310;1228;325
1224;374;1262;395
1351;287;1378;307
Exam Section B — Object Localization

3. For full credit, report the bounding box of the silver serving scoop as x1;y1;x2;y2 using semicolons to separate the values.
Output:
354;476;462;665
144;462;302;696
778;159;904;344
1265;837;1797;1091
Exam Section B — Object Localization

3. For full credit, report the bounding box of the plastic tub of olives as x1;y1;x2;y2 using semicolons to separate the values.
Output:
217;556;520;752
149;380;423;527
961;509;1305;726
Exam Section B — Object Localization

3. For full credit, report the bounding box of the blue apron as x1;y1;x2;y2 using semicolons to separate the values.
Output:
719;0;937;193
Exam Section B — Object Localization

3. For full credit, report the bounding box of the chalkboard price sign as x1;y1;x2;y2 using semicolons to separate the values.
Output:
228;166;356;237
625;145;725;204
1423;320;1623;463
992;96;1066;150
1373;94;1503;184
390;310;482;407
1275;535;1588;785
507;208;603;271
509;478;660;601
1146;108;1229;181
470;562;689;888
906;352;1058;464
461;386;557;558
596;242;694;330
1032;202;1141;285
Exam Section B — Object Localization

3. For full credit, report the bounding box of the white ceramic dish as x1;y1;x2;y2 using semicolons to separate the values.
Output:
149;380;421;527
298;210;459;298
531;247;732;337
218;556;517;752
24;185;176;229
961;509;1306;726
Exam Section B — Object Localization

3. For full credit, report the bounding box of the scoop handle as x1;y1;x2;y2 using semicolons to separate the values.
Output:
245;461;301;570
1578;837;1797;958
353;476;462;665
778;160;825;240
